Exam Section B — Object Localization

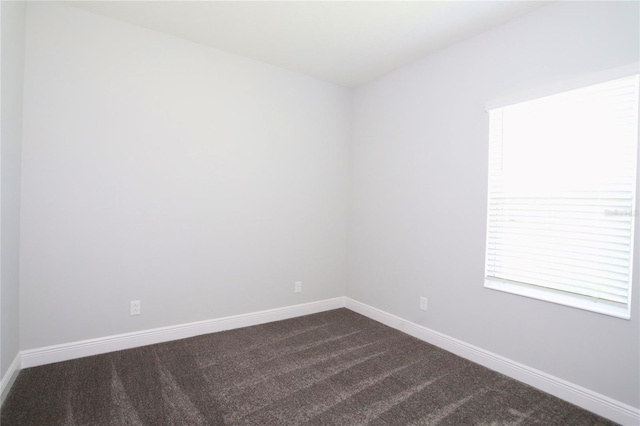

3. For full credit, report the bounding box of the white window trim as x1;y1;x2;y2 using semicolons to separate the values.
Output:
486;62;639;111
485;277;631;319
484;65;639;320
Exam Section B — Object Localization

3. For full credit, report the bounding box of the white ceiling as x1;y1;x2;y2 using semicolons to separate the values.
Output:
66;1;550;88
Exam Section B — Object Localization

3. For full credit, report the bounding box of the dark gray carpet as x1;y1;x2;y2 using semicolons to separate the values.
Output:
1;308;616;425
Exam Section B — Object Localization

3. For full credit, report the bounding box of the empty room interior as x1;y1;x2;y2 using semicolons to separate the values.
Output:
1;0;639;424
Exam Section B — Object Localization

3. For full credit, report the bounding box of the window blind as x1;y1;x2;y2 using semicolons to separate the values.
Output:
485;74;639;318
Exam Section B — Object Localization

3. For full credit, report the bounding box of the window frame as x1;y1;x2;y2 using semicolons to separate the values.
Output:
483;65;639;320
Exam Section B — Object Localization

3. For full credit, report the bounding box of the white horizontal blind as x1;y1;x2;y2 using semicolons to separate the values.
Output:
485;74;639;318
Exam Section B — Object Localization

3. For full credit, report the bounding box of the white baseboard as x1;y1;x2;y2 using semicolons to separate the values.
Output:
12;296;639;425
344;297;640;426
21;297;346;369
1;353;22;405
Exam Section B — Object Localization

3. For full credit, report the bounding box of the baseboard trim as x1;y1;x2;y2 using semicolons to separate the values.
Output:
21;297;346;369
14;296;639;424
1;353;22;405
344;297;639;426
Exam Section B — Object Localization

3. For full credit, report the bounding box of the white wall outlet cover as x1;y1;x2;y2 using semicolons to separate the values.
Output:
295;281;302;293
420;297;428;311
130;301;141;316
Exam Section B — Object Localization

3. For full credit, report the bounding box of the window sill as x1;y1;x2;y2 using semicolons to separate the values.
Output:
484;278;630;320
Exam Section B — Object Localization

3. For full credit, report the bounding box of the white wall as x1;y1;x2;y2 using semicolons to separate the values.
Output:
349;1;639;408
19;2;351;350
14;0;640;412
1;0;26;380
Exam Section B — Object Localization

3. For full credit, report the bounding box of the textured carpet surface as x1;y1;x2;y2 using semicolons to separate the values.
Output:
1;308;616;425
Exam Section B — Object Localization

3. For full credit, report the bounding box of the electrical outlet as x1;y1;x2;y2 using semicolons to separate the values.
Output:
130;300;141;316
419;296;428;311
295;281;302;293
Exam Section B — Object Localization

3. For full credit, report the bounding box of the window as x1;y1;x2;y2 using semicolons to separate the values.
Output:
485;71;639;319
